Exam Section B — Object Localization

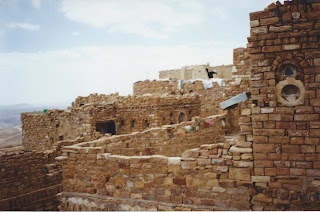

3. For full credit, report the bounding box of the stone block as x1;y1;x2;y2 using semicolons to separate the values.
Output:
260;17;279;25
181;161;196;170
307;169;320;177
290;168;306;176
229;146;252;153
253;144;275;153
229;168;251;181
173;178;186;186
251;176;270;183
168;157;181;166
250;20;260;28
250;26;268;35
241;109;252;116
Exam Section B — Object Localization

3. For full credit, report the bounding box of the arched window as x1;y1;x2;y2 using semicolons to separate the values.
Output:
119;119;125;128
171;92;176;95
281;64;297;77
178;112;186;123
131;119;136;128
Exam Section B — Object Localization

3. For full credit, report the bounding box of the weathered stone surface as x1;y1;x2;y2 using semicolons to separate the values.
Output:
229;168;251;181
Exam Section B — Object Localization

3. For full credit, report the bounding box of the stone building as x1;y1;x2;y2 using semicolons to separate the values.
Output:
159;64;233;80
1;0;320;211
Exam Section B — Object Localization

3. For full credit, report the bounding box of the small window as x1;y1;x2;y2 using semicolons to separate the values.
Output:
131;120;136;128
144;120;150;128
281;64;297;77
189;90;193;94
119;119;125;128
178;112;186;123
282;84;300;102
171;92;176;95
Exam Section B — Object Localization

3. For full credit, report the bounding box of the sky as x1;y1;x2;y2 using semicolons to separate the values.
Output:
0;0;284;106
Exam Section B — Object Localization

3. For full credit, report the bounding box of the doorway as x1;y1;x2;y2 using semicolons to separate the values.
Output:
96;121;116;135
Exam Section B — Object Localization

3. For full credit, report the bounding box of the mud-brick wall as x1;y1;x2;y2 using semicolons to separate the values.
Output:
248;1;320;210
0;149;61;210
59;140;254;211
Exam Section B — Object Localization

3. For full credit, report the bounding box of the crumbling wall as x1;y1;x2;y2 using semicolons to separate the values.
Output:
133;80;226;118
22;96;201;152
22;109;95;151
0;148;61;210
159;64;233;80
68;115;226;157
248;1;320;210
58;115;254;211
0;139;84;211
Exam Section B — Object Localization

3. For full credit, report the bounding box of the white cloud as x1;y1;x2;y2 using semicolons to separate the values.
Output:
6;22;40;31
0;43;235;105
31;0;41;9
60;0;205;39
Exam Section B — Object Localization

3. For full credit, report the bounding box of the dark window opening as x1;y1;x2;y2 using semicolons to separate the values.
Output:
56;124;60;128
96;121;116;135
189;90;193;94
178;112;186;123
253;100;258;106
282;84;300;102
80;104;84;107
189;110;192;121
171;92;176;95
59;135;63;141
281;64;297;77
131;120;136;128
170;122;174;125
144;120;150;128
119;119;125;128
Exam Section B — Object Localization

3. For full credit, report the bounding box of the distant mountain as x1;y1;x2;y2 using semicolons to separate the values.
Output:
0;104;67;129
0;103;33;109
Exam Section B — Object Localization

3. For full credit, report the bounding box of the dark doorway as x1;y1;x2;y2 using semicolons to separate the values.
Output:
96;121;116;135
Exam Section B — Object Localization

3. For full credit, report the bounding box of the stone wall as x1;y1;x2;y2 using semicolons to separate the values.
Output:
159;64;233;80
22;95;200;152
66;115;226;157
0;138;85;211
248;1;320;210
133;80;227;118
58;115;255;211
0;148;61;210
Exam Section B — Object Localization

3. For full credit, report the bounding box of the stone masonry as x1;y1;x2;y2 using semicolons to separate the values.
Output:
1;0;320;211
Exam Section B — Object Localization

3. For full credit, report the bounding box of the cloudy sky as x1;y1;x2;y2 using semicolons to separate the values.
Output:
0;0;283;106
